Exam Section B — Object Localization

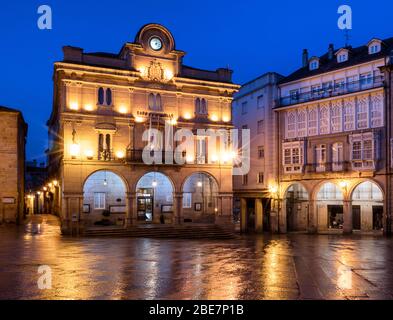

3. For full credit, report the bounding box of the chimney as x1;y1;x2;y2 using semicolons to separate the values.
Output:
302;49;309;68
328;44;334;60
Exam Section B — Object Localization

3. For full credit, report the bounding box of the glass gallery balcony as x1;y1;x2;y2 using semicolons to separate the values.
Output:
278;76;384;107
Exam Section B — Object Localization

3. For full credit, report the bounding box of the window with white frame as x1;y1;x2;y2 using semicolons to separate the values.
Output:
257;120;264;134
357;96;369;129
360;72;373;88
311;84;322;97
343;99;355;131
332;142;344;171
334;79;345;92
319;104;330;134
337;52;348;63
286;111;297;138
350;133;377;170
94;192;106;210
370;93;383;128
290;89;299;102
282;141;304;173
369;42;381;54
183;193;192;208
308;107;318;136
297;109;307;137
331;101;342;133
309;59;319;70
315;144;327;172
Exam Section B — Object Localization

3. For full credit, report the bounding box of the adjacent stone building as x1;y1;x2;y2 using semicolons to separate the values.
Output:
47;24;240;234
232;73;283;233
275;38;393;234
0;106;27;223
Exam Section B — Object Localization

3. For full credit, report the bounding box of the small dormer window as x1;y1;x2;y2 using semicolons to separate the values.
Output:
368;41;381;54
309;59;319;70
337;53;348;63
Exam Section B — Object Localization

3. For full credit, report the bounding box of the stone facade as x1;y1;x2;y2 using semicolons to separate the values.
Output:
0;106;27;223
47;24;239;234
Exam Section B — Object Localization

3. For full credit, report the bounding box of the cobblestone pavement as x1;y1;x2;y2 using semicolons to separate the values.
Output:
0;215;393;300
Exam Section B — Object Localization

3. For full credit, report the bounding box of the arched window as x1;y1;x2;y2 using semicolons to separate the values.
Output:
98;87;113;106
106;88;112;106
98;87;104;105
156;94;162;111
148;93;163;111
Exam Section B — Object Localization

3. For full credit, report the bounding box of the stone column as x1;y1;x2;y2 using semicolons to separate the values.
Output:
343;200;353;234
307;200;317;233
215;193;234;229
173;192;183;224
240;198;247;233
125;192;136;227
255;198;263;233
278;199;287;233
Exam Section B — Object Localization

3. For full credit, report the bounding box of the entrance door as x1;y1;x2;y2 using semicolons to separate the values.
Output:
373;206;383;230
352;205;361;230
137;188;154;222
328;205;343;229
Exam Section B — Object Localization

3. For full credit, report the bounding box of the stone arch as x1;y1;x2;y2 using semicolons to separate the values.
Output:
284;183;310;232
181;172;219;223
83;169;130;193
316;181;344;231
83;170;128;227
180;170;220;192
135;171;175;223
350;180;384;231
349;179;384;200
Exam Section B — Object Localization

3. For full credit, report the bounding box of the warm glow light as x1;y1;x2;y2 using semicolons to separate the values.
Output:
339;181;348;189
168;118;177;126
268;185;278;195
48;183;53;188
70;143;80;158
84;104;93;111
138;66;147;78
197;181;203;188
85;150;94;159
152;180;158;188
211;154;218;163
43;187;47;191
119;106;127;114
184;113;192;120
135;116;145;123
164;69;174;80
215;208;219;213
37;191;41;195
53;180;58;186
211;114;219;122
70;102;79;110
116;150;125;159
223;116;230;122
221;153;230;163
186;155;194;163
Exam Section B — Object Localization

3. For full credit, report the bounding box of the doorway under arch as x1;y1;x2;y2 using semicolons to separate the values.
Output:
316;182;344;231
83;170;127;227
136;172;174;223
351;181;384;231
182;172;219;223
285;183;309;232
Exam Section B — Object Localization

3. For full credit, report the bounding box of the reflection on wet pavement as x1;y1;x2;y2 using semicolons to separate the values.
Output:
0;215;393;300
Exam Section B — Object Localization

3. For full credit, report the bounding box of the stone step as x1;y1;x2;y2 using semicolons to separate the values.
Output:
83;225;237;239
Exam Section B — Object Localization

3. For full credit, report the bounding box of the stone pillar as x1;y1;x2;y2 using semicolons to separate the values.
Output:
215;193;234;229
343;200;353;234
240;198;247;233
255;198;263;233
125;192;136;227
279;199;287;233
307;200;317;233
173;192;183;224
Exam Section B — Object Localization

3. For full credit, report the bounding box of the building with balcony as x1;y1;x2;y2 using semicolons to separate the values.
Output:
0;106;27;224
275;38;393;234
232;73;283;233
47;24;239;234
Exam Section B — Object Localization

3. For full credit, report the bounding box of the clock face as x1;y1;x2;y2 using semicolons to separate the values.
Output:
149;37;162;51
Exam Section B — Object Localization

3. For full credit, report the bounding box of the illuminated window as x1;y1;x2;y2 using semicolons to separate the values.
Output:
94;193;106;210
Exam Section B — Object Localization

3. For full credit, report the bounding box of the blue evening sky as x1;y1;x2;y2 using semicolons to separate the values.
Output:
0;0;392;161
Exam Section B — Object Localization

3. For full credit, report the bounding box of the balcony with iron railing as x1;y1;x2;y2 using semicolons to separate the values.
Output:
279;76;384;107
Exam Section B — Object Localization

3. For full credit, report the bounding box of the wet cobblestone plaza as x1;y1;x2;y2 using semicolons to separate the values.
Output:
1;215;393;300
